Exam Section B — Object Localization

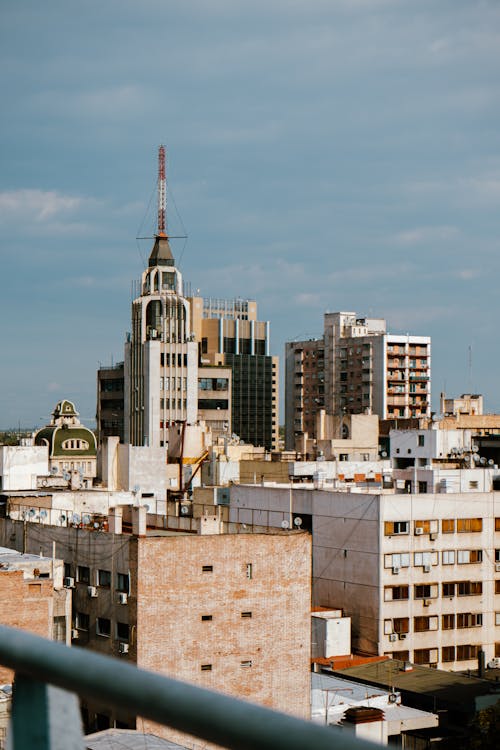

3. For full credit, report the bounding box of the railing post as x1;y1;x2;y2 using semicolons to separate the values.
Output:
7;676;83;750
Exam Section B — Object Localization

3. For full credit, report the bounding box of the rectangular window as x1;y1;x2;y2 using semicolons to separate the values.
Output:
442;550;455;565
457;518;483;532
414;584;437;599
457;645;480;661
496;518;500;532
414;648;438;665
75;612;89;631
97;569;111;588
418;435;425;447
241;612;252;618
385;521;409;536
240;660;252;668
442;519;455;534
202;565;213;572
442;614;455;630
458;549;483;564
116;622;129;642
201;664;212;671
442;646;456;663
496;580;500;595
384;553;410;568
443;582;455;597
201;615;213;621
393;617;410;634
116;572;129;593
96;617;111;637
458;580;482;596
414;552;436;567
246;563;253;579
495;613;500;626
457;613;483;628
414;616;438;632
77;566;90;584
384;585;409;601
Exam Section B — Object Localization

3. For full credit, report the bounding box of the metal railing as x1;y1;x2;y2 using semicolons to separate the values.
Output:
0;625;378;750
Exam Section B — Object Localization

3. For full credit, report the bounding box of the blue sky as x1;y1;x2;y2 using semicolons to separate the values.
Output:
1;0;500;428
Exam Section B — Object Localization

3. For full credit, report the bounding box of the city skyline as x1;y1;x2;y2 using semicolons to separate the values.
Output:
1;1;500;426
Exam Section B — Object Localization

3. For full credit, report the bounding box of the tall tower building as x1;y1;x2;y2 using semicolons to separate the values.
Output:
124;147;198;447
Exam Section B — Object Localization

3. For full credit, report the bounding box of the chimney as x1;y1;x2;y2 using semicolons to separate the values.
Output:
108;507;123;535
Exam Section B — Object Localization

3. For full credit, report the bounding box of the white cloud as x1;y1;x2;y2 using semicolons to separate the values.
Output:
391;226;459;246
0;189;83;222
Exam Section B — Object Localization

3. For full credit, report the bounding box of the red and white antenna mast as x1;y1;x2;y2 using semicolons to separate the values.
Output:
157;145;167;236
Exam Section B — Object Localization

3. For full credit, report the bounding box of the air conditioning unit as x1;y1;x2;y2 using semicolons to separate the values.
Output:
430;533;438;541
415;527;424;535
389;633;398;642
118;593;128;605
399;633;407;640
423;599;431;607
71;628;79;640
423;565;431;573
118;643;129;654
392;567;400;575
63;577;75;588
87;586;98;598
488;657;500;669
495;563;500;573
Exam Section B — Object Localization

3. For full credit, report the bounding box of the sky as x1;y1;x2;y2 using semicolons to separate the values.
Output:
1;0;500;428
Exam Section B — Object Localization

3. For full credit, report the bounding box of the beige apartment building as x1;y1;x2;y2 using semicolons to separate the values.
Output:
286;311;431;450
228;484;500;672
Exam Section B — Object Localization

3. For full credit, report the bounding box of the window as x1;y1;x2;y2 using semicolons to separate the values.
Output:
384;553;410;569
457;549;483;564
418;435;425;447
458;580;482;596
443;582;455;597
413;648;438;666
240;660;252;668
457;645;480;661
241;612;252;618
457;518;482;533
442;550;455;565
496;518;500;532
387;650;410;661
246;563;253;579
414;552;437;567
116;622;129;642
384;521;409;536
414;584;437;599
469;481;479;490
393;618;410;634
116;572;129;593
96;618;111;637
442;519;455;534
201;615;213;622
384;585;409;601
442;614;455;630
495;613;500;626
442;646;456;662
98;569;111;588
202;565;213;572
496;580;500;595
457;613;483;628
77;566;90;584
414;616;438;632
75;612;89;631
201;664;212;671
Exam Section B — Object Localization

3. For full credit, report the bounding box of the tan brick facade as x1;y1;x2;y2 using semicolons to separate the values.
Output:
131;532;311;742
0;571;54;684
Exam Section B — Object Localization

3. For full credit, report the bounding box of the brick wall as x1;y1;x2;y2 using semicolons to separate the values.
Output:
131;531;311;744
0;571;53;684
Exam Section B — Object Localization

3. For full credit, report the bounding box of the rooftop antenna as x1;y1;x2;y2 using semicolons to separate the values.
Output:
157;144;167;237
468;344;473;393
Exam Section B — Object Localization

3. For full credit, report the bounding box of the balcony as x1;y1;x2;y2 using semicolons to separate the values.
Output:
0;625;373;750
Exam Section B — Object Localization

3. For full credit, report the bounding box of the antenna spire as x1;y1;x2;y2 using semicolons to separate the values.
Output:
157;145;166;236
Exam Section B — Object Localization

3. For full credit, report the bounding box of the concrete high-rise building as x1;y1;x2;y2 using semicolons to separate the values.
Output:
190;296;279;450
286;311;431;449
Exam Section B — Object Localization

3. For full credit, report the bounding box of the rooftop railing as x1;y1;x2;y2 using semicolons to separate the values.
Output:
0;624;377;750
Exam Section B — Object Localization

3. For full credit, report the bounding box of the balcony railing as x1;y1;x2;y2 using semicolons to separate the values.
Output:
0;625;376;750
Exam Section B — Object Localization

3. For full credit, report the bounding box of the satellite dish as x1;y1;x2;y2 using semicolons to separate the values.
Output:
480;457;487;465
51;466;58;475
381;451;388;458
40;510;48;519
93;522;100;529
59;514;66;523
464;455;471;463
143;504;150;512
133;485;140;494
82;515;91;525
63;472;70;481
488;459;494;466
28;508;36;517
72;513;81;524
472;444;479;452
180;505;189;515
294;517;303;527
281;520;290;529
